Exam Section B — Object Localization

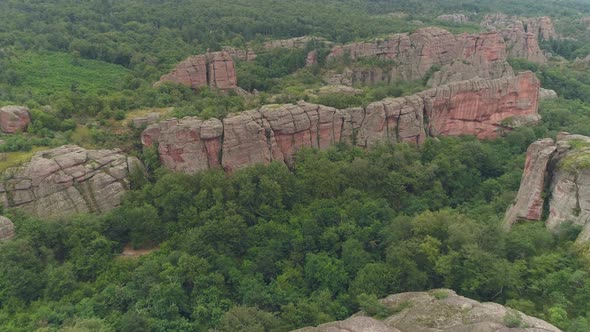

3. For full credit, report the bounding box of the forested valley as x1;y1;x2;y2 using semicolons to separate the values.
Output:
3;1;590;331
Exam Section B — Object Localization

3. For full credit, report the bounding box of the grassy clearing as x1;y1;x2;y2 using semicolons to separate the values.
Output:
0;147;46;173
8;52;129;97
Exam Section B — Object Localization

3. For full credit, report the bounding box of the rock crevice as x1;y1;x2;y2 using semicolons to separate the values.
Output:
505;133;590;246
143;71;540;173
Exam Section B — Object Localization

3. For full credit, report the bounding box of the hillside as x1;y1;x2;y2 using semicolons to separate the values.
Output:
3;1;590;332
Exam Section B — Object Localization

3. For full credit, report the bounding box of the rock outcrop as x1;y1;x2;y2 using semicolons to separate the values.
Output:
0;106;30;134
505;134;590;246
437;13;470;23
539;88;558;100
155;51;237;92
130;112;160;129
294;289;561;332
0;145;144;219
325;27;513;87
482;14;557;63
504;138;557;228
143;72;540;173
0;216;15;241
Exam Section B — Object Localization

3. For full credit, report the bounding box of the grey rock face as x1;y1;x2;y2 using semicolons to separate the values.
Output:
294;289;561;332
0;216;15;241
0;145;144;219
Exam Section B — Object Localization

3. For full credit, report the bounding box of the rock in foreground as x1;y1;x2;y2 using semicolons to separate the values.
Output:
295;289;560;332
0;145;143;219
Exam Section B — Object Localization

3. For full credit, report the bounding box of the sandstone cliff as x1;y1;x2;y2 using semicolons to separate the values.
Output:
482;14;557;63
155;51;238;92
294;289;561;332
143;72;540;173
1;145;144;219
0;106;30;134
324;27;513;87
505;134;590;246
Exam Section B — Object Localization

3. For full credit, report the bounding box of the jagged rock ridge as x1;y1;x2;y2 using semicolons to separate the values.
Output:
505;133;590;246
142;71;540;173
0;145;144;219
482;14;557;63
154;51;238;92
324;27;514;87
294;289;561;332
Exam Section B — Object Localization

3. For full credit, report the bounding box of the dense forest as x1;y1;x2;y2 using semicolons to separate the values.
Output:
4;0;590;331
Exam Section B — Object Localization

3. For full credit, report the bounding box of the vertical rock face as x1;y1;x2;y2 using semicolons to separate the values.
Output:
422;71;540;139
0;106;31;134
1;145;144;219
0;216;15;241
504;138;557;228
155;51;238;92
207;52;238;90
505;134;590;246
481;14;557;63
143;72;539;173
325;27;513;87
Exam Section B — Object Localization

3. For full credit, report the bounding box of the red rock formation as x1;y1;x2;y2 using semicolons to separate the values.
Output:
504;138;556;228
325;27;513;87
0;106;31;134
481;14;556;63
155;56;208;89
155;51;238;92
504;134;590;246
423;71;540;139
143;72;539;174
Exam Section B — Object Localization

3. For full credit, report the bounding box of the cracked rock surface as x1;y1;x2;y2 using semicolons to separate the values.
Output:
294;289;561;332
0;145;144;218
143;72;540;174
505;133;590;246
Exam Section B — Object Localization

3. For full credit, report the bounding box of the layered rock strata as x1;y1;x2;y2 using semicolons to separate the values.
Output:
143;72;540;173
155;51;237;92
482;14;557;63
324;27;514;87
505;134;590;246
0;106;31;134
1;145;144;218
295;289;561;332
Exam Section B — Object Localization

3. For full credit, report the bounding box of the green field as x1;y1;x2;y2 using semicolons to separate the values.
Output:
8;52;130;97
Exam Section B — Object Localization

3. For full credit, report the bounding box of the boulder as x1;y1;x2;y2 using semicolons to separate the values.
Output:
295;289;561;332
325;27;513;87
539;88;558;100
143;72;540;173
131;112;160;128
0;145;144;219
154;51;237;92
505;134;590;246
0;106;31;134
0;216;15;241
